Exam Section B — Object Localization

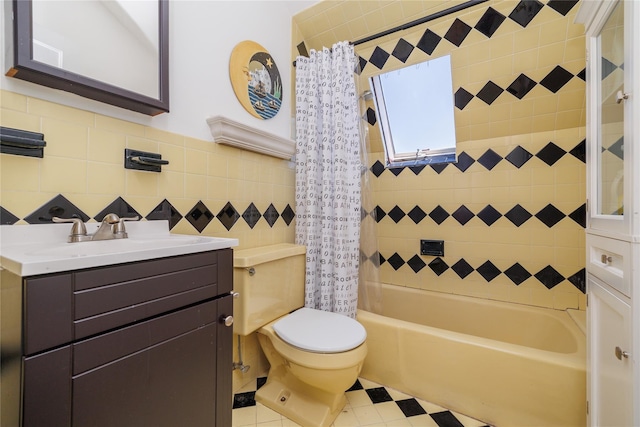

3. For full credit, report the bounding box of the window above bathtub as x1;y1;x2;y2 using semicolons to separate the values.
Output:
369;54;457;167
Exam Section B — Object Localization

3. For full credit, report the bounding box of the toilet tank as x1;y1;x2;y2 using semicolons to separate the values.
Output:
233;244;306;336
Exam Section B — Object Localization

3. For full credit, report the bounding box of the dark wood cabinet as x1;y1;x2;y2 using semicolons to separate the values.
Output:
3;249;233;427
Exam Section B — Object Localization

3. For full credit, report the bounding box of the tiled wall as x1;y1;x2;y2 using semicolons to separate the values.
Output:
0;89;294;390
294;0;586;310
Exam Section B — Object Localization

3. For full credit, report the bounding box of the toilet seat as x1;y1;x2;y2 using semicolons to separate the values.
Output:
273;307;366;353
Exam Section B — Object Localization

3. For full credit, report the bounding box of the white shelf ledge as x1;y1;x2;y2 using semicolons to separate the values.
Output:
206;116;295;160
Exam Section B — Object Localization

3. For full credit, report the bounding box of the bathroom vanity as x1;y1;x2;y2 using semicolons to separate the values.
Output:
0;221;238;427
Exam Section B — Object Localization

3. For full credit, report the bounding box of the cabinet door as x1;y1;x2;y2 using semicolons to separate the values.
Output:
72;301;219;427
586;0;627;235
588;275;632;426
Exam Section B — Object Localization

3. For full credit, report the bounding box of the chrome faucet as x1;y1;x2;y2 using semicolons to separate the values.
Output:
53;214;139;243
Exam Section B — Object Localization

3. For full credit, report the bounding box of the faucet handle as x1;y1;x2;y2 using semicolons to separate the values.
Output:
52;217;88;241
113;215;140;238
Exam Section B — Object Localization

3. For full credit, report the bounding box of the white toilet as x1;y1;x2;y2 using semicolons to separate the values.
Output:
233;244;367;427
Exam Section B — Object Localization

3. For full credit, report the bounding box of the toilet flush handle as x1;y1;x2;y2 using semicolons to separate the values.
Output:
246;267;255;276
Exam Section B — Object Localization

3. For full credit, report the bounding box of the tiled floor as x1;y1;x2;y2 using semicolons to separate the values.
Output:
232;376;491;427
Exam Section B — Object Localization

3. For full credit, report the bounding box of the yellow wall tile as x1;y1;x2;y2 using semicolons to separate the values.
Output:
40;157;87;194
41;118;88;160
1;155;40;192
87;162;126;196
28;98;95;126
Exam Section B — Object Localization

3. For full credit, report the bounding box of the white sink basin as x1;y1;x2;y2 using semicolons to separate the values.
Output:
0;221;238;276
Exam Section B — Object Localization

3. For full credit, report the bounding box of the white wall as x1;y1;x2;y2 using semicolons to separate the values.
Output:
1;1;308;142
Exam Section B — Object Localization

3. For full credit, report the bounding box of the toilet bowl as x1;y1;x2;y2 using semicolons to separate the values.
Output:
233;244;368;427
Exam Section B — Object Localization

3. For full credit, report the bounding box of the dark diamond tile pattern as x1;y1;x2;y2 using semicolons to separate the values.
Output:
242;203;261;229
535;265;565;289
232;391;255;409
569;204;586;228
0;206;20;225
25;194;90;224
428;257;449;276
366;387;394;403
536;204;566;227
387;253;405;270
505;204;532;227
452;206;474;225
477;149;503;170
455;87;474;110
408;206;427;224
429;206;450;225
430;163;448;174
474;7;506;38
147;199;183;230
358;56;368;74
263;204;279;227
540;65;574;93
504;263;532;285
187;201;214;233
396;399;427;417
392;38;414;62
257;376;267;390
477;205;502;226
509;0;544;27
476;81;504;105
366;108;377;126
506;74;537;99
608;137;624;160
371;160;385;177
454;152;475;172
388;206;406;223
281;204;295;225
452;259;474;279
233;378;484;425
416;29;441;55
444;18;472;47
409;165;426;175
568;269;586;293
601;57;617;80
217;202;240;231
546;0;578;16
347;379;363;392
407;255;427;273
505;145;533;168
569;139;586;163
95;197;140;222
389;167;403;177
431;411;465;427
476;261;501;282
375;206;386;222
536;142;566;166
577;68;586;81
369;46;390;69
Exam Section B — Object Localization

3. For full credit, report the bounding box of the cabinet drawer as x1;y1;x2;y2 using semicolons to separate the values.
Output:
586;234;630;297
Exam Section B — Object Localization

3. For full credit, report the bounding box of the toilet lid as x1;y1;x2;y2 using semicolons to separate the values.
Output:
273;307;366;353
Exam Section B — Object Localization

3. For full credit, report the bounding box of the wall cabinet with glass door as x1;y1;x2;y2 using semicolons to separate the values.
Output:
576;0;639;426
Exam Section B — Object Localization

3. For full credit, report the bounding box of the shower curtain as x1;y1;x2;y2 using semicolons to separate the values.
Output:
294;41;361;318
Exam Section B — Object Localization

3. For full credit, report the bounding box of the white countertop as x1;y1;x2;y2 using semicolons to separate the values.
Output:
0;221;238;277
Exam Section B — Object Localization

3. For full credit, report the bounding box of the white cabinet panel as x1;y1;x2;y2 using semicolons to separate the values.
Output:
588;275;632;427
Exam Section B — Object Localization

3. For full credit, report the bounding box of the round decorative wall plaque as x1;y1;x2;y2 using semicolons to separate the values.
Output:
229;41;282;120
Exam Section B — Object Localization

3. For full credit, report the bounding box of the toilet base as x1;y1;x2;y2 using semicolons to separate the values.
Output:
255;366;347;427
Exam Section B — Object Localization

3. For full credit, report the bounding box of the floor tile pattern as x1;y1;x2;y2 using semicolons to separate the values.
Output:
232;377;491;427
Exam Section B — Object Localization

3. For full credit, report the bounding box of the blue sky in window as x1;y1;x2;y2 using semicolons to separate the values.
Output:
377;55;456;154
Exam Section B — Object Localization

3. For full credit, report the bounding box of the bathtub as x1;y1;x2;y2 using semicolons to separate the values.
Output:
357;284;586;427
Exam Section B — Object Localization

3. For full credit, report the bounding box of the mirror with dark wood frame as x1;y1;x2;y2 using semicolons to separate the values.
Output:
7;0;169;116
